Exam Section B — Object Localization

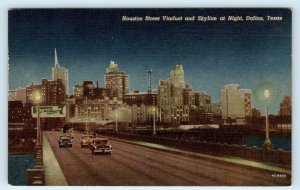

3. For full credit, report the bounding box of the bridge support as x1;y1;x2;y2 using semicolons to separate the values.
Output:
27;135;44;185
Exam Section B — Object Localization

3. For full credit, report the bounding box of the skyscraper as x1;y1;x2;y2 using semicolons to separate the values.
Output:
8;90;16;101
158;65;189;124
26;78;66;105
169;64;185;106
221;84;252;120
104;61;129;100
169;64;185;88
73;84;84;100
52;48;69;95
158;80;173;123
279;96;292;117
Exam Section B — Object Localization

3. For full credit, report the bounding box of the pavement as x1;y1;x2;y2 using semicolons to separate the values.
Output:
42;131;291;186
42;133;68;186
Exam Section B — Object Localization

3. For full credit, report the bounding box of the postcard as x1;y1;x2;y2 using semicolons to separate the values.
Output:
8;8;291;186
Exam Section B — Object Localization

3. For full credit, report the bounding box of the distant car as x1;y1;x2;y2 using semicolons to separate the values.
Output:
90;138;112;155
83;130;97;138
67;131;74;139
58;135;73;148
68;128;74;134
80;135;94;148
54;127;61;132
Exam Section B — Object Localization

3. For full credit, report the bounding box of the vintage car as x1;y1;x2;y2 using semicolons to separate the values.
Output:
53;127;62;132
80;134;94;148
68;128;74;133
58;135;73;148
67;130;74;139
83;130;97;138
90;138;112;155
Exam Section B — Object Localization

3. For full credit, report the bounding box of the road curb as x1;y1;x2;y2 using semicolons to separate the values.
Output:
43;133;69;186
105;135;291;175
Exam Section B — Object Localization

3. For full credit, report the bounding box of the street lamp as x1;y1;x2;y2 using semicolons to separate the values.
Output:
152;106;156;135
33;90;42;148
115;112;118;132
263;89;272;150
85;97;88;131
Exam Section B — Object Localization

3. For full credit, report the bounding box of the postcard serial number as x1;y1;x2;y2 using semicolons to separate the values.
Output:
272;173;287;178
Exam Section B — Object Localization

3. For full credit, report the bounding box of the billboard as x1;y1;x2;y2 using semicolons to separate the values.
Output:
31;105;66;118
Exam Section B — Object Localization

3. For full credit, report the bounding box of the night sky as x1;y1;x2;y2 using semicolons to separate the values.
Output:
8;9;291;114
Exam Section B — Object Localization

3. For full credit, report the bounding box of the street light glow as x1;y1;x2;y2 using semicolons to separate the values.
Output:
264;89;270;98
263;88;272;150
33;90;42;103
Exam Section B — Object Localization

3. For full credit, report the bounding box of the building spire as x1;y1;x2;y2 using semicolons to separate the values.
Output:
176;50;180;65
55;48;60;68
147;68;152;94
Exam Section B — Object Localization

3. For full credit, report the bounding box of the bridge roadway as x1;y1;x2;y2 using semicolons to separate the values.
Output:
45;131;290;186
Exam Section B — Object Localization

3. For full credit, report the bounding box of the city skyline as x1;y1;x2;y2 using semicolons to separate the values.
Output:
9;9;291;113
7;8;292;186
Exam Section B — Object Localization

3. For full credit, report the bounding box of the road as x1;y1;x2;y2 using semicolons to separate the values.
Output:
45;131;291;186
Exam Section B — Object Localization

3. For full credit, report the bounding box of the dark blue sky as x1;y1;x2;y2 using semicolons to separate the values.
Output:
8;9;291;114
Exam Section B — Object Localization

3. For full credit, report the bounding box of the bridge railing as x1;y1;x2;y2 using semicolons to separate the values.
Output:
101;131;291;167
26;136;44;186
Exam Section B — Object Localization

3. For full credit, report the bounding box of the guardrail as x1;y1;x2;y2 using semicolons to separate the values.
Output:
101;131;291;167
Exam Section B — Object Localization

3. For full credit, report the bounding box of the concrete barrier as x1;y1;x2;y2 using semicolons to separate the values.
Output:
27;138;45;185
27;168;44;185
101;131;291;167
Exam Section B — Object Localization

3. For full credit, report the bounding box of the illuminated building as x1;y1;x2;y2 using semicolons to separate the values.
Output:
104;61;129;100
221;84;252;120
52;48;69;94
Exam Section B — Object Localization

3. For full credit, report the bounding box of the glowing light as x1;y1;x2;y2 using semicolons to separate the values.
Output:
33;90;42;103
253;81;280;104
264;89;270;98
152;106;156;112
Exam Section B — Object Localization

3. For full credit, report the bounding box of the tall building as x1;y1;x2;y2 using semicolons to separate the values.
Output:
182;83;212;110
204;103;222;116
74;98;126;123
83;81;94;98
251;108;261;118
8;101;32;124
195;92;211;107
158;65;189;124
104;61;129;100
52;48;69;95
182;84;194;107
123;92;157;106
26;78;66;105
73;84;84;100
26;82;47;105
169;64;185;88
169;64;185;106
8;90;16;101
15;87;27;104
221;84;252;120
279;96;292;116
78;81;108;100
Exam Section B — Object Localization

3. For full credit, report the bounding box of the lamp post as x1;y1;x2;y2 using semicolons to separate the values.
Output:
28;90;44;184
152;107;156;135
263;89;272;150
33;91;42;147
85;97;88;131
115;112;118;132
